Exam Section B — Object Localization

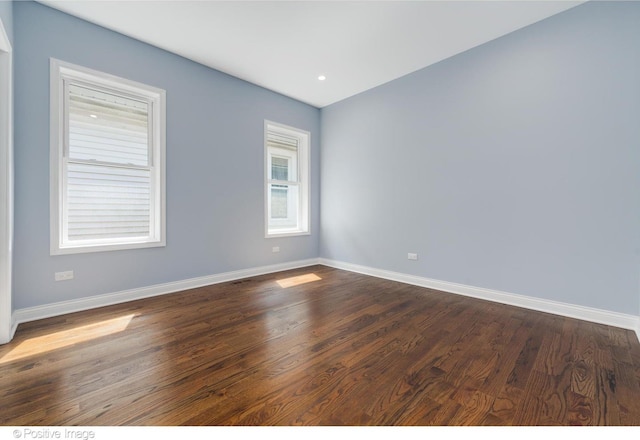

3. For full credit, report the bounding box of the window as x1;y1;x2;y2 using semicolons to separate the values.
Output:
50;59;166;254
265;121;310;237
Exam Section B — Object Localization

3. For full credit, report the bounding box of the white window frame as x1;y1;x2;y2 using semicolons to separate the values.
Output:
267;148;297;227
50;59;166;255
264;121;310;238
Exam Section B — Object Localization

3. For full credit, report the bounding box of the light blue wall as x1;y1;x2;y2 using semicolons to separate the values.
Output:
0;1;12;46
13;1;320;309
10;1;640;318
320;1;640;314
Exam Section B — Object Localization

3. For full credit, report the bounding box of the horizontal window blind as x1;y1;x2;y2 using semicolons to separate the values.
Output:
267;131;298;151
68;83;149;167
64;81;153;244
66;163;151;241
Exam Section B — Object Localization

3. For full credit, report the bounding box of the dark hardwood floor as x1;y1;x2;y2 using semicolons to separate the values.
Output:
1;265;639;425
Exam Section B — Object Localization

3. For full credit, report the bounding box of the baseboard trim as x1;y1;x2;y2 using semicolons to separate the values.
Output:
319;258;640;337
9;256;640;346
12;258;321;329
9;314;18;340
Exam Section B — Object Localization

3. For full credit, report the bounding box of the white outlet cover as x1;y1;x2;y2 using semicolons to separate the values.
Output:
55;270;74;281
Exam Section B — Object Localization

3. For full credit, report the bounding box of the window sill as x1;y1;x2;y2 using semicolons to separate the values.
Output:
51;239;166;256
265;230;311;239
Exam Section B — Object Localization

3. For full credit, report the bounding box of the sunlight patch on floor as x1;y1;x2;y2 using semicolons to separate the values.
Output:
276;273;322;289
0;314;136;364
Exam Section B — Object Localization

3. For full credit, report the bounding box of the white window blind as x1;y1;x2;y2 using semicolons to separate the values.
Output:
51;59;166;254
66;84;152;242
66;163;151;241
67;83;149;166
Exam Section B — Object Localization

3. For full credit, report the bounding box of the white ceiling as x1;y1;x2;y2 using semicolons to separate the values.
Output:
38;0;585;108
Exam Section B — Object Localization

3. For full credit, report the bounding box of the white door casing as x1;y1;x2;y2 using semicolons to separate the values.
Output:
0;16;13;344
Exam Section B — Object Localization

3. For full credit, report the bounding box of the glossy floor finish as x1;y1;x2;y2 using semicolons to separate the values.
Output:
1;265;639;425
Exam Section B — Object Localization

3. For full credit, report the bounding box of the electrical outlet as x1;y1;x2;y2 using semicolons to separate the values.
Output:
272;246;280;253
407;253;418;261
55;270;74;281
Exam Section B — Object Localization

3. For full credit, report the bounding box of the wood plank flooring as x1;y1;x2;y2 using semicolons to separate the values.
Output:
1;265;639;425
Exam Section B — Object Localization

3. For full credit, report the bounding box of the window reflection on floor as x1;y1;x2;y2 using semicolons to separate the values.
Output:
0;314;136;364
276;273;322;289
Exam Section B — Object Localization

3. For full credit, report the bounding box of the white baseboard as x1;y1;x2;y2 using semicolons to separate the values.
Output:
9;314;17;340
319;258;640;340
12;258;321;329
9;256;640;346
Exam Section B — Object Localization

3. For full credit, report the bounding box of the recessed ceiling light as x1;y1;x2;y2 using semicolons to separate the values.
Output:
318;75;326;81
89;114;98;118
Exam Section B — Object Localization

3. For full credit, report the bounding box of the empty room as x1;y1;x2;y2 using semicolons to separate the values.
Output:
1;0;639;427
